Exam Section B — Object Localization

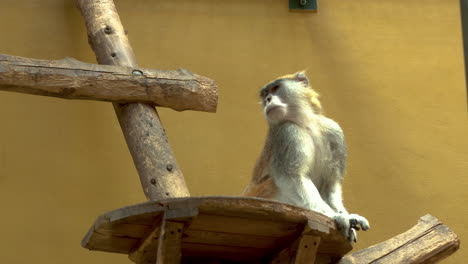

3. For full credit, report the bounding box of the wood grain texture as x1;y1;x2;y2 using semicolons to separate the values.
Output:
83;198;461;263
0;54;217;112
81;196;354;263
128;222;162;263
294;235;320;264
156;221;184;264
76;0;190;200
338;214;460;264
270;224;324;264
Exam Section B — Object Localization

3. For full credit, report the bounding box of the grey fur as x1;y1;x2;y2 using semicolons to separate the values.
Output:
263;74;370;242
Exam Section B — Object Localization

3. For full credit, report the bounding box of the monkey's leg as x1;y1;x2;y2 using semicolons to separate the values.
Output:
322;181;348;214
275;175;336;216
326;182;370;230
270;123;337;216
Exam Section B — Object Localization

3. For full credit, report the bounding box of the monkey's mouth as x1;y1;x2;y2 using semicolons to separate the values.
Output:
266;106;279;115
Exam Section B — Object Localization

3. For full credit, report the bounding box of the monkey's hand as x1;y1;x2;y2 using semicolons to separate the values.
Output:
333;213;370;242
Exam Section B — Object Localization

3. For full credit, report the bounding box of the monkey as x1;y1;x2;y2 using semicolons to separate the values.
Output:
243;71;369;242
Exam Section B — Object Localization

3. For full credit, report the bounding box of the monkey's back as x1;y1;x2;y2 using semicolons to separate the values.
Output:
308;116;347;192
243;129;278;199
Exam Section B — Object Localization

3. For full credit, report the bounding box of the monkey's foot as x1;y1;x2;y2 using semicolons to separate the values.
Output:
333;213;370;242
349;214;370;231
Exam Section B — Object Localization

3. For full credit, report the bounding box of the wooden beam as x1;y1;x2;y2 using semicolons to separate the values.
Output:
76;0;190;200
294;235;320;264
0;54;217;112
128;204;199;264
338;214;460;264
129;223;162;264
270;235;321;264
156;221;184;264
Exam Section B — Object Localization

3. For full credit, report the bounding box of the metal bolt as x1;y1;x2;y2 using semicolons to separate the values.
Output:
300;0;307;6
132;69;143;76
150;178;156;185
104;25;113;34
166;164;173;172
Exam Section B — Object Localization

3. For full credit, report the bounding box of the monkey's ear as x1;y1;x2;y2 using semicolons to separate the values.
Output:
294;71;309;86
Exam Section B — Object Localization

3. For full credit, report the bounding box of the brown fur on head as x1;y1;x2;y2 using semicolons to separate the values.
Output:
261;71;322;115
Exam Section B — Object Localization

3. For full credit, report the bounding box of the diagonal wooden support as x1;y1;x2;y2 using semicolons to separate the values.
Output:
0;54;217;112
76;0;190;200
128;219;185;264
338;214;460;264
128;203;199;264
270;223;322;264
270;234;321;264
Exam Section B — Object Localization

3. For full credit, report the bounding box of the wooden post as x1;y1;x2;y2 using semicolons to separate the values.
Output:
76;0;190;200
156;221;184;264
270;224;323;264
294;235;320;264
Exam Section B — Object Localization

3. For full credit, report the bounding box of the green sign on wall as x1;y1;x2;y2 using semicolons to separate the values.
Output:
289;0;317;11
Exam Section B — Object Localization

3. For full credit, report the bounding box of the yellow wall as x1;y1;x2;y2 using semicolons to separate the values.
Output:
0;0;466;263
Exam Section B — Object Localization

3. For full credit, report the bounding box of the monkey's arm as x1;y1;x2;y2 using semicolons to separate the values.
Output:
320;118;370;241
243;130;278;198
270;123;336;216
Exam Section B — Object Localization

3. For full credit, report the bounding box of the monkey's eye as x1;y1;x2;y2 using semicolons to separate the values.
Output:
270;85;280;93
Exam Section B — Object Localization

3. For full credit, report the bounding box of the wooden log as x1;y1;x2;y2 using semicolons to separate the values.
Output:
76;0;190;200
338;214;460;264
0;54;217;112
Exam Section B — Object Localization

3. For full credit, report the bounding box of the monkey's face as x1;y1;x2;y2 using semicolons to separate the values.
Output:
259;71;323;125
264;93;288;122
260;79;287;122
260;74;310;124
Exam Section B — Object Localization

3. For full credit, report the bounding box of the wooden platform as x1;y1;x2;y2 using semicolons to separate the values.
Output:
82;196;353;263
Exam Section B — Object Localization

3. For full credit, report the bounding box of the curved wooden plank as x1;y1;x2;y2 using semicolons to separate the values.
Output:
81;196;354;262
